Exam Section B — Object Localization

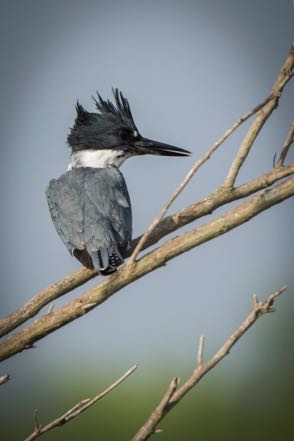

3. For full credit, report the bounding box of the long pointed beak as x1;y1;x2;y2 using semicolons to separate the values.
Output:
134;137;191;157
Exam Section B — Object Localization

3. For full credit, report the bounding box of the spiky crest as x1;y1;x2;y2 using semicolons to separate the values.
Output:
93;88;136;128
75;101;91;125
67;89;138;150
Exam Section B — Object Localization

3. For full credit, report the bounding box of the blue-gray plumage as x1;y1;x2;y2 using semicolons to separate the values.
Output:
46;166;131;274
46;89;190;275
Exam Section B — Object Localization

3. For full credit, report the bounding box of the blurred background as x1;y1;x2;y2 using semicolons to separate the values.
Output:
0;1;293;440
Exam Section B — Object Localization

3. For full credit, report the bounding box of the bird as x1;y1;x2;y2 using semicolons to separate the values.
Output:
46;89;191;275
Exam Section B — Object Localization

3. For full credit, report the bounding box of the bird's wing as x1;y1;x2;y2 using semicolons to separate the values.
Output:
46;171;85;254
85;166;132;250
46;167;132;273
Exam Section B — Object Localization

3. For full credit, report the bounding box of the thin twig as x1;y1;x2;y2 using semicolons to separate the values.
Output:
131;286;287;441
0;176;293;362
197;335;205;368
47;304;54;314
223;44;294;188
24;363;138;441
0;374;11;385
277;120;294;166
128;93;274;265
34;409;40;433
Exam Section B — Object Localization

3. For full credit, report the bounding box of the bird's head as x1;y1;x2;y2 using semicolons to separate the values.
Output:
67;89;191;169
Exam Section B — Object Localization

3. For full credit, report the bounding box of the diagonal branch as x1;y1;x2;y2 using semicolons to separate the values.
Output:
223;44;294;188
131;286;287;441
128;93;274;264
23;363;137;441
0;176;293;362
1;162;293;338
0;267;97;338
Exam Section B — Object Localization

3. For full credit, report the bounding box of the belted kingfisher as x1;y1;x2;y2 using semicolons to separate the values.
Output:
46;89;190;275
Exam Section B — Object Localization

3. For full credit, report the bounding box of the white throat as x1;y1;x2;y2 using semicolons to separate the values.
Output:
68;149;129;170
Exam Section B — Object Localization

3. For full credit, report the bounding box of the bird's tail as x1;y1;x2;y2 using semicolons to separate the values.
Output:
90;245;124;275
73;245;124;274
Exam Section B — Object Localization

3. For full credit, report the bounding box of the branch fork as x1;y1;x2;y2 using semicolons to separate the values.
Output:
24;364;138;441
131;286;287;441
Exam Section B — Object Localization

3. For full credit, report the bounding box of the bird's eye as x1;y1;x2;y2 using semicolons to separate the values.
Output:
118;128;131;140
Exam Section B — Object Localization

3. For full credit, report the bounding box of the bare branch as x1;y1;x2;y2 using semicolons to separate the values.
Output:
0;176;293;362
1;162;293;339
0;267;97;338
170;288;286;405
0;374;11;385
33;409;41;433
277;120;294;166
24;363;137;441
131;286;287;441
223;44;294;188
197;335;205;368
131;377;179;441
128;93;274;264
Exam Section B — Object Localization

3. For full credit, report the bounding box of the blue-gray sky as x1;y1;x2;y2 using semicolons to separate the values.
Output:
0;1;293;439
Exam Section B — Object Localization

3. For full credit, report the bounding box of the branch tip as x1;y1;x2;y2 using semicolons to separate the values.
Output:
81;302;96;311
0;374;11;385
34;409;41;432
47;304;54;314
154;428;163;434
224;45;294;188
253;285;287;316
197;335;205;367
253;293;259;310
